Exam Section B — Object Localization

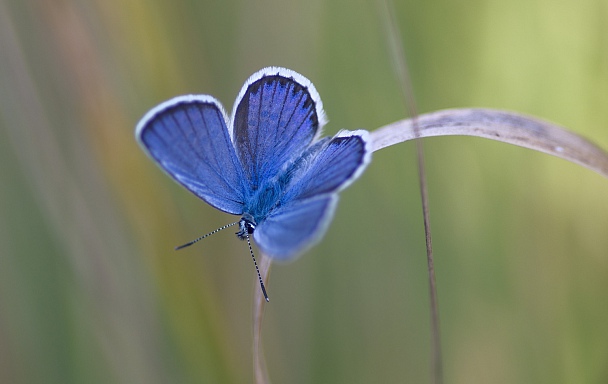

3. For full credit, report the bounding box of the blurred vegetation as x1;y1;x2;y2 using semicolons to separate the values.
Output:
1;0;607;383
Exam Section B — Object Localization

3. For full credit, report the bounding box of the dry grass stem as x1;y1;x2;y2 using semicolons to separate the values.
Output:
372;108;608;178
253;253;273;384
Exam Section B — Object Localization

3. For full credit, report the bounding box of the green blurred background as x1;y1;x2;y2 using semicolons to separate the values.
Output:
1;0;607;383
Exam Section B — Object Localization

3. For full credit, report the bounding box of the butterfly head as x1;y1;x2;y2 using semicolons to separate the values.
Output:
236;213;256;240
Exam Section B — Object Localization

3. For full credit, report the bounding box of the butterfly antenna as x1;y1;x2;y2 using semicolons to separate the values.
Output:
174;221;239;250
245;233;270;302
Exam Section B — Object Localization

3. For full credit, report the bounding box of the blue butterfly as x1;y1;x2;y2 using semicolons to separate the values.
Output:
136;67;371;300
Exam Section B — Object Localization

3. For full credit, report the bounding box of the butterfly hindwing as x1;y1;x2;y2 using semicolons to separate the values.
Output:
254;195;338;260
255;130;371;260
136;95;246;215
282;130;371;203
232;67;327;187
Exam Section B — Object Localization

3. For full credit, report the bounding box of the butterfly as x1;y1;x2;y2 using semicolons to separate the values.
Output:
136;67;371;300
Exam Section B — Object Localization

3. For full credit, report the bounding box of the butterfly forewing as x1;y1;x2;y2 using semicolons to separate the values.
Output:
233;69;324;187
136;96;246;214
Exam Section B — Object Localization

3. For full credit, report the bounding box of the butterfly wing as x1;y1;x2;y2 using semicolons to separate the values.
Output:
254;130;372;260
254;195;338;259
231;67;327;187
136;95;246;215
282;130;372;203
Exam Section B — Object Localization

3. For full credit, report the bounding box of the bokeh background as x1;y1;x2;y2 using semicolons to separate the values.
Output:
1;0;607;383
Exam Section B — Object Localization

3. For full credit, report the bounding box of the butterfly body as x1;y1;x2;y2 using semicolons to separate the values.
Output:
136;67;371;260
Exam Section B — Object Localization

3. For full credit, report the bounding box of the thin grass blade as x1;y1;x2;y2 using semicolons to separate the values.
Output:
377;0;443;382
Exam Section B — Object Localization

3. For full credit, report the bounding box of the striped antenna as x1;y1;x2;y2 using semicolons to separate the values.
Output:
174;221;239;250
245;232;270;302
